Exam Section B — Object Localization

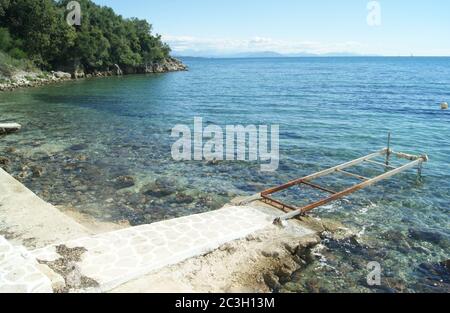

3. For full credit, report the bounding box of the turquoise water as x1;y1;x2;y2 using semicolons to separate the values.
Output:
0;57;449;292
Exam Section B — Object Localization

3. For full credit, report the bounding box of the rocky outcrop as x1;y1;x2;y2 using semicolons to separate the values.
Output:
0;57;187;92
0;70;72;92
147;57;188;73
120;57;188;74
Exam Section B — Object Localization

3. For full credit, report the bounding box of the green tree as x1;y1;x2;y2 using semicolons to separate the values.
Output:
0;27;12;51
1;0;175;72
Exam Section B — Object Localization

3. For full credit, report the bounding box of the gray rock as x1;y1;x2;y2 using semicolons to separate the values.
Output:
73;70;85;79
408;228;444;244
141;177;178;197
53;71;72;79
173;192;194;204
381;229;406;241
114;175;135;189
69;143;88;151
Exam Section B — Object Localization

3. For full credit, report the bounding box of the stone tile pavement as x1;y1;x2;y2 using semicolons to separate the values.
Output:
0;236;52;293
30;205;274;292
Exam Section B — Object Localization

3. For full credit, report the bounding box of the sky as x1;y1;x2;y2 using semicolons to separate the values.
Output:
93;0;450;56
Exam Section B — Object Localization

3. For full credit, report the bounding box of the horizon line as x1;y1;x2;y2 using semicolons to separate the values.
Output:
175;55;450;59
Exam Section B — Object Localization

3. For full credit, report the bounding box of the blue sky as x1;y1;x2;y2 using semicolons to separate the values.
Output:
93;0;450;56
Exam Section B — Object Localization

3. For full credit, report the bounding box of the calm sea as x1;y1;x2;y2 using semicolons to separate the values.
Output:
1;57;449;292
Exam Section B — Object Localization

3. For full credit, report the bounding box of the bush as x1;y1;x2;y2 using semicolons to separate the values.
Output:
8;47;27;59
0;50;36;77
0;27;12;51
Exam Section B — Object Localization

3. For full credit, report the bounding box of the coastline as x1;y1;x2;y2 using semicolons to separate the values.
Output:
0;57;187;92
1;56;449;293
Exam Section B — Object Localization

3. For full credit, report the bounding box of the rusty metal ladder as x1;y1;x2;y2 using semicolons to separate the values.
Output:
240;143;428;224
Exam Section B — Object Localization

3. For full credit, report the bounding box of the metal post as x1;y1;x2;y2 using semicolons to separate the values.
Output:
386;132;391;167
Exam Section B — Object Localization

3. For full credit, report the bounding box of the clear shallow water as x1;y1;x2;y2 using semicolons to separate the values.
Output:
0;57;449;292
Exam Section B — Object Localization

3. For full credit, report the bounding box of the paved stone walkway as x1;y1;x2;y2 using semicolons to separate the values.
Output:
0;236;52;293
31;206;274;292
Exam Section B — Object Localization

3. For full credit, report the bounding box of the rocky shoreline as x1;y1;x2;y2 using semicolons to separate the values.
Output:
0;57;187;92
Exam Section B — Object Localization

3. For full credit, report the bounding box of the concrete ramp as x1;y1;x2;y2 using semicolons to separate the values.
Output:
0;168;91;249
31;206;274;292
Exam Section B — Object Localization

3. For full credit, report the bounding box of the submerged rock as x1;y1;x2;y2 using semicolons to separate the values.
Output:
173;192;194;204
113;175;135;189
5;147;17;154
69;143;88;151
141;177;179;197
31;165;44;177
413;260;450;292
408;228;445;244
0;156;10;167
381;229;407;241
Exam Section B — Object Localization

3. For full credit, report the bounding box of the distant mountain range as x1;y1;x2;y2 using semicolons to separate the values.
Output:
172;50;375;58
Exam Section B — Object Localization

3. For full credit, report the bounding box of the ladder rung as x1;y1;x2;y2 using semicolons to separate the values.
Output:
301;180;337;194
364;159;397;170
336;169;370;181
261;195;298;212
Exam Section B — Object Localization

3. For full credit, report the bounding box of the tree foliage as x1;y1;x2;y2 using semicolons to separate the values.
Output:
0;0;171;71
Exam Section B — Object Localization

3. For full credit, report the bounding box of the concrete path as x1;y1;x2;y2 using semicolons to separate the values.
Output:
31;206;274;292
0;168;91;249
